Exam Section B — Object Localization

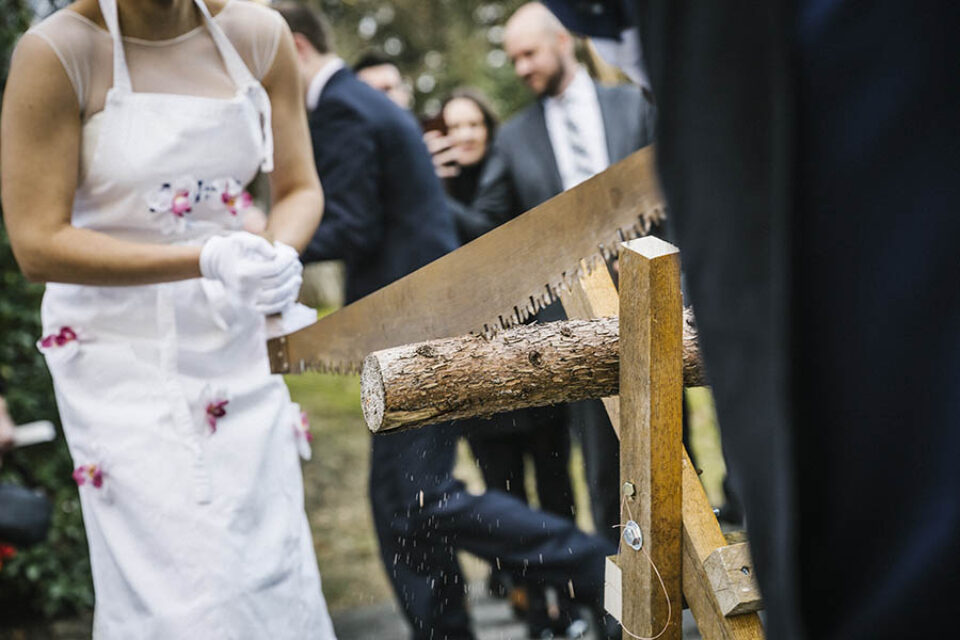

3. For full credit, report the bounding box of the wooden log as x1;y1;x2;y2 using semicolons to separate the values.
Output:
362;317;620;433
361;313;704;433
618;236;684;639
559;260;623;437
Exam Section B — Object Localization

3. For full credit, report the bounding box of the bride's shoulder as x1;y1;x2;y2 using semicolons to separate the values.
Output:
216;1;286;80
216;0;285;32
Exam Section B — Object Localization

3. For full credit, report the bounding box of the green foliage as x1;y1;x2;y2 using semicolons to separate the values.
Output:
0;0;94;622
317;0;532;120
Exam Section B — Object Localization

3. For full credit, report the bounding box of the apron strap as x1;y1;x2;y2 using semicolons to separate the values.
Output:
192;0;257;89
193;0;275;172
94;0;274;173
97;0;133;93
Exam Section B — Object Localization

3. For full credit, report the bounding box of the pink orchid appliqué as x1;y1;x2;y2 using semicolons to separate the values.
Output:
222;189;252;216
212;178;253;216
299;411;313;443
292;405;313;461
37;326;83;361
170;189;194;217
72;463;104;489
146;177;198;234
40;326;77;349
205;399;229;433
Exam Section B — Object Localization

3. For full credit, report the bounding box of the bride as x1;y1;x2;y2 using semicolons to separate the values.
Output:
1;0;335;637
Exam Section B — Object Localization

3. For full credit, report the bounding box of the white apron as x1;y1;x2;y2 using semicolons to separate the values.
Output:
38;0;335;637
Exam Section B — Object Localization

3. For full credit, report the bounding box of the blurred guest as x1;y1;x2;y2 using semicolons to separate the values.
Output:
278;5;616;639
354;50;412;110
429;89;499;202
0;377;53;551
430;87;582;632
0;382;14;460
439;0;655;560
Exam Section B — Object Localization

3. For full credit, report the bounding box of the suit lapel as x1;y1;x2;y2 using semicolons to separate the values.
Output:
596;85;627;162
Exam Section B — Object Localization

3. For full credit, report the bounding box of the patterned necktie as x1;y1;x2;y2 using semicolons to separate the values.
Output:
563;97;595;186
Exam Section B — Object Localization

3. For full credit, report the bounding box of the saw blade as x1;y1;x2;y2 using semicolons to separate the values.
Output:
270;146;664;374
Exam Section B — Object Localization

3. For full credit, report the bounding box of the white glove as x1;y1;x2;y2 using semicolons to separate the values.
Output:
200;233;301;314
254;241;303;315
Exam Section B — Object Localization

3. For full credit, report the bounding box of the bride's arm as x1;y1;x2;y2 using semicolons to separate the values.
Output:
0;35;203;285
259;23;324;252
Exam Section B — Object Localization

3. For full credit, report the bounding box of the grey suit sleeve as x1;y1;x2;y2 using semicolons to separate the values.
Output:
450;142;522;242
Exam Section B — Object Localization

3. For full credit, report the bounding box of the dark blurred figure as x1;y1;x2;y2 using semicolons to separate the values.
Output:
0;377;52;550
545;0;960;638
430;88;584;636
354;50;412;110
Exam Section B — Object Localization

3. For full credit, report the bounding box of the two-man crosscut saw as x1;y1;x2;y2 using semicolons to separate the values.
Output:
268;145;664;374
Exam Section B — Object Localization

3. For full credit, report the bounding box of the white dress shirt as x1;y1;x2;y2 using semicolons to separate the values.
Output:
543;67;610;190
306;57;346;111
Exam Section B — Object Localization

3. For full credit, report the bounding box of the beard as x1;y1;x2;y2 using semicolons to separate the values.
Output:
541;54;569;97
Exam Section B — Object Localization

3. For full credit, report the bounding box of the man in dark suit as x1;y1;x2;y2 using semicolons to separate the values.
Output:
443;2;656;556
546;0;960;638
277;5;617;639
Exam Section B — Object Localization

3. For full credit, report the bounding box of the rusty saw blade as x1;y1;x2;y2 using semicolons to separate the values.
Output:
269;145;664;374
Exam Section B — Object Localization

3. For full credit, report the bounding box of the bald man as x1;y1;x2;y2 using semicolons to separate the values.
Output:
439;6;655;633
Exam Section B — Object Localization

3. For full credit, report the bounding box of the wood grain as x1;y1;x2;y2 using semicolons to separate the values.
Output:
560;261;623;436
361;314;705;432
619;236;684;639
568;245;764;640
704;543;763;617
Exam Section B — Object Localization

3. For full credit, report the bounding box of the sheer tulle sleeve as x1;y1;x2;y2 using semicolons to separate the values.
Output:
216;1;285;80
21;1;284;122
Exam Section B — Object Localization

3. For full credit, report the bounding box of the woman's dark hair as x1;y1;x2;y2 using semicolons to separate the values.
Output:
354;51;398;73
441;88;499;141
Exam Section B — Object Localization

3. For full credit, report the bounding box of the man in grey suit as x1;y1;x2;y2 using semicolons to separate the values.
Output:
448;3;656;241
441;1;656;550
434;5;654;637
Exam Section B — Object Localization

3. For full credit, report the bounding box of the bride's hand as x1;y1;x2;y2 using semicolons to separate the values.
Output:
200;233;301;313
254;242;303;315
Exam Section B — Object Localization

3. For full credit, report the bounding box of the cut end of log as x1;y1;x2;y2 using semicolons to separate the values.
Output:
361;354;386;433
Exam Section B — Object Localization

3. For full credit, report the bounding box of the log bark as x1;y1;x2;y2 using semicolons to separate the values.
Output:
361;312;705;433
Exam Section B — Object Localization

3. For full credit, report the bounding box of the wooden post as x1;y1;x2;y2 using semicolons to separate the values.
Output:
561;245;765;640
618;236;684;639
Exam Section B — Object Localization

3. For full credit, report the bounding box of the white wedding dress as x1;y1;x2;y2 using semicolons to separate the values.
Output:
27;1;336;637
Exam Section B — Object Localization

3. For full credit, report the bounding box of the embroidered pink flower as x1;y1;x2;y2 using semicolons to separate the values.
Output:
72;463;104;489
40;326;77;349
37;326;83;362
146;176;198;233
212;178;253;216
222;188;252;216
300;411;314;444
291;404;313;460
197;385;230;435
205;398;229;433
171;190;193;217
